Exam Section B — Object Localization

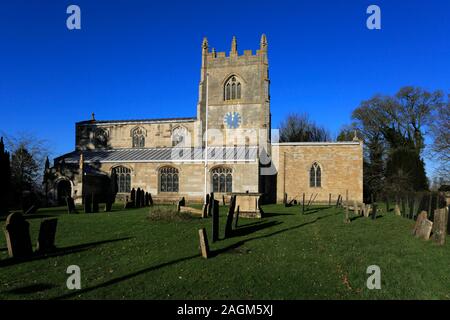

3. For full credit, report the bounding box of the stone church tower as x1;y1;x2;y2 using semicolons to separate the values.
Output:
196;35;271;149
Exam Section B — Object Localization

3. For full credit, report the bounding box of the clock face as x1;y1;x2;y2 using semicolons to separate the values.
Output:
223;112;241;129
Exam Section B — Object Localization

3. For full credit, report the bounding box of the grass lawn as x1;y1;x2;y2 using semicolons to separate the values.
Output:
0;204;449;300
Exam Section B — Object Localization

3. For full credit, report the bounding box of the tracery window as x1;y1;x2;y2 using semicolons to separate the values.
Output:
112;166;131;193
211;167;232;193
94;128;108;147
172;126;188;147
159;167;179;192
224;76;241;101
132;127;146;148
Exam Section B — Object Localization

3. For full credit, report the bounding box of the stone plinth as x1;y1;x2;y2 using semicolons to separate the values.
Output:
232;193;263;218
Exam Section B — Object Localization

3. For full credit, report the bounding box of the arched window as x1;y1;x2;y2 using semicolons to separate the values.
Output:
159;167;179;192
172;126;188;147
94;128;108;147
211;167;232;193
131;127;146;148
112;166;131;193
224;76;241;101
309;162;321;188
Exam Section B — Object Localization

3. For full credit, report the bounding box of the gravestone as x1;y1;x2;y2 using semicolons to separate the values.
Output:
145;192;149;207
130;188;136;205
3;212;33;258
207;193;214;217
212;199;219;242
177;197;186;212
353;201;358;215
415;219;433;240
148;193;154;206
135;188;141;208
394;204;401;216
140;190;145;208
225;195;236;238
198;228;210;259
202;204;208;218
344;190;350;223
36;218;58;253
66;196;77;214
431;208;448;245
372;204;377;220
413;211;428;236
364;204;370;218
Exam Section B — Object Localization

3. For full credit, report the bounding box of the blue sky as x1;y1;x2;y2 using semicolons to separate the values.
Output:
0;0;449;174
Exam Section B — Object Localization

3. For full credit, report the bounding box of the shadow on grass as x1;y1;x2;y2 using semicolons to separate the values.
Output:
0;237;133;268
6;283;57;295
51;211;341;299
263;212;295;217
302;206;334;215
230;221;282;238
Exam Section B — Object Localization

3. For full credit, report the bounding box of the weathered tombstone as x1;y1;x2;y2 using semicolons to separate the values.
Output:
198;228;210;259
212;199;219;242
3;212;33;258
145;192;149;207
140;190;145;208
149;193;153;206
413;211;428;236
394;204;401;216
84;194;92;213
130;188;136;204
234;206;240;229
372;204;377;220
36;218;58;253
364;204;371;218
431;208;448;245
225;195;236;238
177;197;186;212
66;196;77;214
353;201;359;215
135;188;141;208
207;193;214;217
415;219;433;240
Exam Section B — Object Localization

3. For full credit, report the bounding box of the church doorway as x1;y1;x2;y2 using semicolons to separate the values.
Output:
56;179;72;206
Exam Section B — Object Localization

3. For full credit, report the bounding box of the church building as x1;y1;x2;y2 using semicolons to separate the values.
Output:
47;35;363;206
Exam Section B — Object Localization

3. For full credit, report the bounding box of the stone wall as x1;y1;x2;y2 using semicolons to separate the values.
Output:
99;160;259;203
272;142;363;203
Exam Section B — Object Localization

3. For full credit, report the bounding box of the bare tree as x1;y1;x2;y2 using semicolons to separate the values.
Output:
429;95;450;179
279;113;331;142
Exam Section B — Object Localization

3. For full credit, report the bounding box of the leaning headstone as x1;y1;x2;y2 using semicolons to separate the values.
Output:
415;219;433;240
431;208;448;245
202;203;208;218
364;204;370;218
149;193;153;206
413;211;428;236
36;218;58;253
225;195;236;238
394;204;401;216
3;212;33;258
198;228;210;259
212;199;219;242
66;196;77;214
